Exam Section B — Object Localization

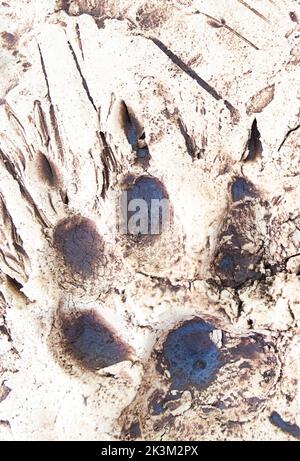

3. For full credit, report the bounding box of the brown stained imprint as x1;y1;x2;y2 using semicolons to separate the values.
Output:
270;411;300;440
289;12;299;23
246;85;275;115
57;310;132;371
214;234;262;288
0;384;11;404
38;152;60;188
119;101;150;165
136;3;169;31
119;317;279;440
243;118;263;161
53;216;105;277
59;0;123;20
121;176;170;242
230;177;257;202
22;62;31;71
160;319;222;392
224;335;269;361
58;0;71;13
1;31;18;50
126;421;141;440
237;0;270;23
213;196;266;288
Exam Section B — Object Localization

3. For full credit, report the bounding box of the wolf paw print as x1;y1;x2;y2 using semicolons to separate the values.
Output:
1;4;300;441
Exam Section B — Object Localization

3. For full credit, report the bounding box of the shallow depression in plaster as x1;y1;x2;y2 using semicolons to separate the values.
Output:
160;319;222;391
124;176;170;237
60;310;132;371
53;215;105;276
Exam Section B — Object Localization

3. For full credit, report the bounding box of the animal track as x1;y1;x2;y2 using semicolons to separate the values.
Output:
119;317;279;440
0;1;300;441
53;216;105;276
50;308;132;373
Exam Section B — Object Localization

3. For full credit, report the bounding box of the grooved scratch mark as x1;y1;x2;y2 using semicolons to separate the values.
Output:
0;149;50;227
149;37;239;121
0;192;29;271
237;0;270;23
177;118;199;159
37;44;50;97
37;43;64;161
197;11;259;50
150;37;221;101
75;23;84;60
67;40;97;111
34;100;50;147
278;124;300;151
4;104;33;161
98;131;119;198
221;20;259;50
244;118;263;161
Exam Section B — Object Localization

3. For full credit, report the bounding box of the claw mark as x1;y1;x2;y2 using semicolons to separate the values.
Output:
120;101;142;147
0;384;11;403
198;10;259;50
177;117;199;160
0;149;50;227
237;0;270;23
207;19;223;28
220;19;259;50
278;123;300;151
150;37;220;100
119;101;150;162
37;43;50;96
4;104;33;161
75;23;84;60
33;100;50;147
37;43;64;161
149;37;240;121
246;84;275;115
0;192;30;274
243;118;263;161
98;131;119;198
67;40;97;112
38;151;60;188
